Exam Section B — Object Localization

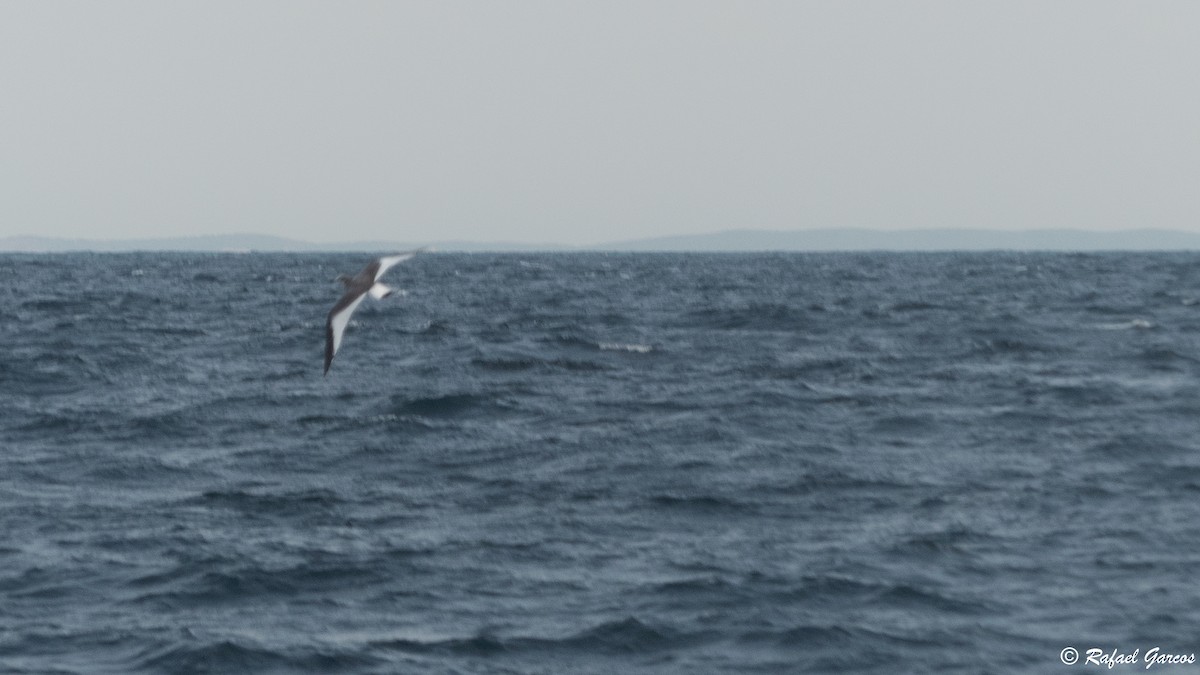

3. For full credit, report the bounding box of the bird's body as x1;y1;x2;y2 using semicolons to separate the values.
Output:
324;251;422;375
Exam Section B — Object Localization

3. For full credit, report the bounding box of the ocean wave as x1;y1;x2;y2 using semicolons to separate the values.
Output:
390;393;493;418
127;551;401;609
648;493;759;514
736;623;857;648
471;355;610;373
184;487;348;515
1137;347;1200;368
889;525;997;557
132;638;382;674
598;342;653;353
885;300;947;313
6;251;1200;672
969;336;1055;355
643;575;738;596
679;303;810;330
1083;434;1189;459
372;617;689;657
471;356;541;372
1095;318;1155;330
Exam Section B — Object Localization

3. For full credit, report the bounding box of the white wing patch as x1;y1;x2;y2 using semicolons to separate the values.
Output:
368;282;393;300
374;252;417;280
329;294;366;357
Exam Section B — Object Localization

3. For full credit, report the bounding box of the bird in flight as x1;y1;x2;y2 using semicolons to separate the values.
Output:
324;249;424;375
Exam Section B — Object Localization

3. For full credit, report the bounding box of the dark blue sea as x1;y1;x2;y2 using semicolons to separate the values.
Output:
4;252;1200;674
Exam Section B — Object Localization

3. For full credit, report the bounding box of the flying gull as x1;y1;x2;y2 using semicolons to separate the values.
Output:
324;250;423;375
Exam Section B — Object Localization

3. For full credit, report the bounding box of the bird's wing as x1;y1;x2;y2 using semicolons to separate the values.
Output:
373;248;426;281
324;291;368;375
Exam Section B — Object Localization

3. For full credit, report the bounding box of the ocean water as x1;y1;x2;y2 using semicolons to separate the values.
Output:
4;251;1200;674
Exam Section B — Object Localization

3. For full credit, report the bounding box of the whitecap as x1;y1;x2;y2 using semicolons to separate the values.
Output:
599;342;653;353
1095;319;1154;330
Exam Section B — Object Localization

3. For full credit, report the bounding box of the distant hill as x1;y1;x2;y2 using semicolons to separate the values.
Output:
5;228;1200;252
594;228;1200;251
0;234;562;253
0;234;313;252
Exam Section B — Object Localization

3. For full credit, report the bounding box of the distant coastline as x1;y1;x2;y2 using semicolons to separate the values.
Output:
5;228;1200;252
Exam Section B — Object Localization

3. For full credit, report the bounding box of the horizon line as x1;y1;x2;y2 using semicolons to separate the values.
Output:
6;226;1200;253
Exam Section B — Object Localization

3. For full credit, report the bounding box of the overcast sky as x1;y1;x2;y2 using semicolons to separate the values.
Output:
1;1;1197;245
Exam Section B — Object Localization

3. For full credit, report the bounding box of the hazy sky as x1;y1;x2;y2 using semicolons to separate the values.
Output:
1;2;1197;245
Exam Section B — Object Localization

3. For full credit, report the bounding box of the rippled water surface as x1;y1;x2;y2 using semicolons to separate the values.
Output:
4;252;1200;673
